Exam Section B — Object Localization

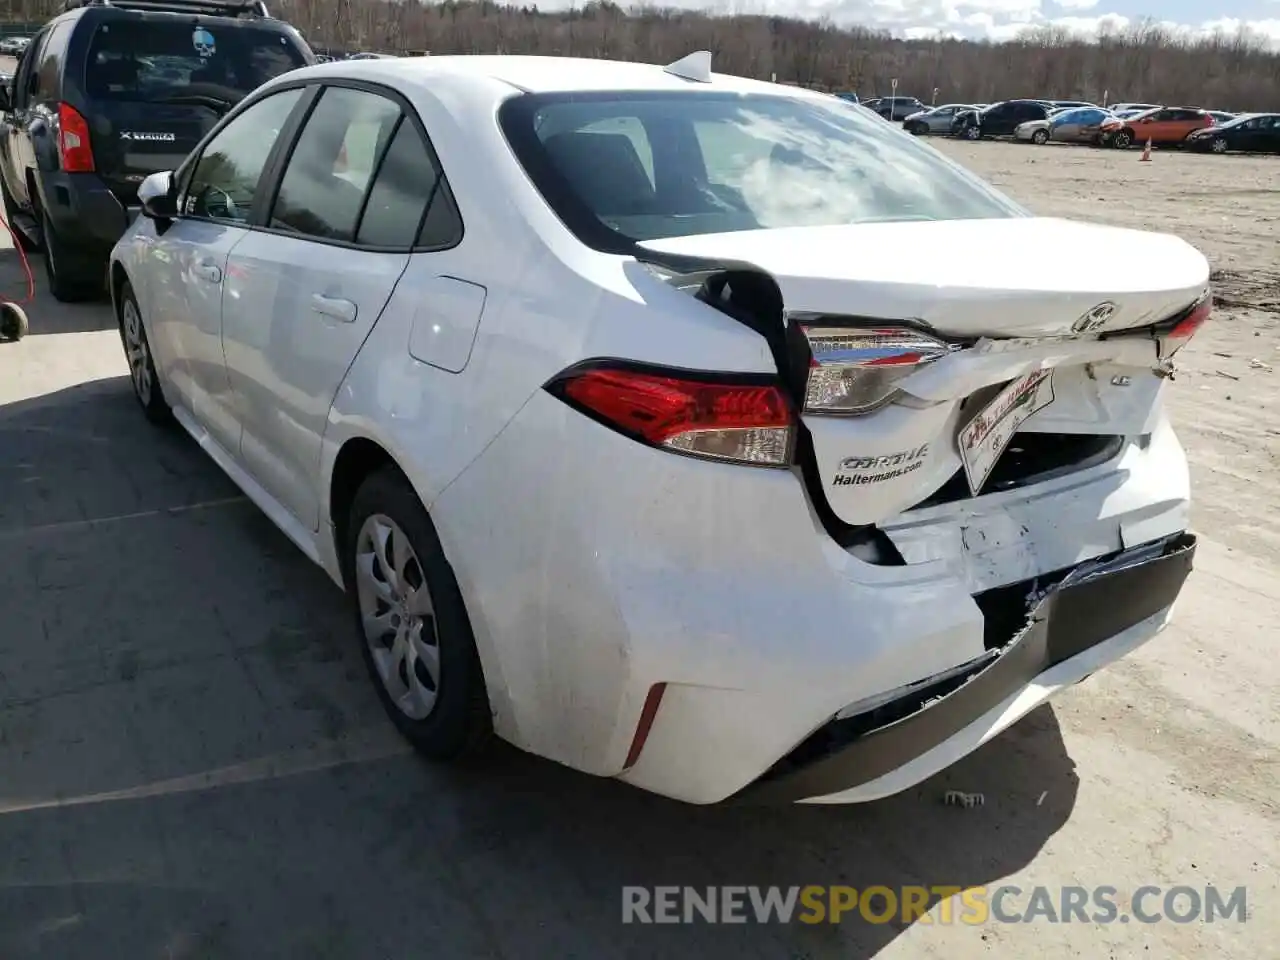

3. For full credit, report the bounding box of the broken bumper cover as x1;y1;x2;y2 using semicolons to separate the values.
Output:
732;532;1196;804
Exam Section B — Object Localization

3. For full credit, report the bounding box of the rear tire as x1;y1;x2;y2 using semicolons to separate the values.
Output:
42;210;101;303
1112;130;1134;150
345;467;493;761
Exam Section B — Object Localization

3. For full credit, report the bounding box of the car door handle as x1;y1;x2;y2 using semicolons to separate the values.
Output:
194;262;221;283
311;293;357;323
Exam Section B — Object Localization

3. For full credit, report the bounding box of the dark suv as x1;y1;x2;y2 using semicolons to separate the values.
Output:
0;0;313;300
951;100;1049;140
863;96;925;122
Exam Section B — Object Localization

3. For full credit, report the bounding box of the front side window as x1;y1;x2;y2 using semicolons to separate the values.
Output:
184;87;304;222
84;21;308;106
501;91;1024;250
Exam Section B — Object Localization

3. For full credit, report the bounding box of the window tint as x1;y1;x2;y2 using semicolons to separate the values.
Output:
355;118;460;248
184;87;303;222
35;22;69;97
85;22;307;102
15;29;47;104
270;86;400;242
503;91;1023;249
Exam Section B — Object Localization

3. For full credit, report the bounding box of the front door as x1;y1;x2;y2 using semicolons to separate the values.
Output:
148;86;307;452
222;83;459;528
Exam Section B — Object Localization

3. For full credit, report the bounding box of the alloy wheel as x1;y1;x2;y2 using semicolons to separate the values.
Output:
1211;138;1228;154
121;298;152;405
354;514;441;720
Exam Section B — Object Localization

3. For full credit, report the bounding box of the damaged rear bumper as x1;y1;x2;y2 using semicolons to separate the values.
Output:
732;532;1196;804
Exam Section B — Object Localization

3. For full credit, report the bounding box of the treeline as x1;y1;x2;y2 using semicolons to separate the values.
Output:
5;0;1280;109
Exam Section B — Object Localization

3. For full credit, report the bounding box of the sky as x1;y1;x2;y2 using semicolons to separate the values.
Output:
542;0;1280;45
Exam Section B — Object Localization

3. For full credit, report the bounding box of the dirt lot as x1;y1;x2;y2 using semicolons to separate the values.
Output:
0;131;1276;959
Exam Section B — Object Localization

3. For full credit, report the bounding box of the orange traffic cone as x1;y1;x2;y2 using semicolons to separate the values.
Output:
1139;138;1152;161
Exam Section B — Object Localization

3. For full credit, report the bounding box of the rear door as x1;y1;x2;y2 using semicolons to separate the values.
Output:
78;16;308;203
222;83;462;529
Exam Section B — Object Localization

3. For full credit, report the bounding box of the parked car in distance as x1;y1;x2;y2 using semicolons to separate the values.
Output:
953;99;1049;139
1100;106;1214;149
109;53;1206;807
866;95;926;122
903;103;977;135
1109;102;1160;114
0;0;315;301
0;36;31;55
1186;112;1280;154
1206;111;1236;125
1044;100;1096;110
1018;105;1115;145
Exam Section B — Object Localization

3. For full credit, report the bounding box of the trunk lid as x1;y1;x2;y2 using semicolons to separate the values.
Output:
639;218;1209;527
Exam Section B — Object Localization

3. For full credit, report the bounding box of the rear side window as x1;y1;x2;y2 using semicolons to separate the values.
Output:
35;22;71;98
270;84;463;249
269;86;400;242
356;120;459;248
84;20;308;103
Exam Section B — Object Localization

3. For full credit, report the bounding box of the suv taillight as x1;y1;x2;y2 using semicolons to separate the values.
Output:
795;325;956;415
547;363;795;467
57;102;94;172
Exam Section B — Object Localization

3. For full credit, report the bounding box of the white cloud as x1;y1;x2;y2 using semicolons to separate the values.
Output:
523;0;1280;47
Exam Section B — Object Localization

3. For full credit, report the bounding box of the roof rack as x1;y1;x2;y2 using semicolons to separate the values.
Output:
61;0;270;18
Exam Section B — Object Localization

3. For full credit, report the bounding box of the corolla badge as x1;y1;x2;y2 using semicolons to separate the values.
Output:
1072;301;1118;334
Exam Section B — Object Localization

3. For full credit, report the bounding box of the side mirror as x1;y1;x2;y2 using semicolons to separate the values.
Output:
139;170;177;221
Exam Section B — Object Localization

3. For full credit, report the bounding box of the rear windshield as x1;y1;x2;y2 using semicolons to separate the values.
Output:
499;91;1024;251
85;21;308;103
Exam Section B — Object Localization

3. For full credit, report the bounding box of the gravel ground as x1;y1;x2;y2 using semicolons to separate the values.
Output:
0;115;1275;959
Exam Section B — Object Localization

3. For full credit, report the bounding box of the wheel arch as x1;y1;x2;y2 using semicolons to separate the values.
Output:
108;260;130;322
323;432;516;740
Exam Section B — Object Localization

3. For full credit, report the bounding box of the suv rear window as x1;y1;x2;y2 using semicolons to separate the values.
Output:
85;20;307;103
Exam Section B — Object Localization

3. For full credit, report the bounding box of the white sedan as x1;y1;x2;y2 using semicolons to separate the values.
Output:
109;52;1207;805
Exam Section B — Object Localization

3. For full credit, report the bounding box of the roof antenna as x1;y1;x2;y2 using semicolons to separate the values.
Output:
663;50;712;83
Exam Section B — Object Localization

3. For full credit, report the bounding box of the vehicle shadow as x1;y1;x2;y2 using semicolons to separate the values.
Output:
0;378;1081;959
0;243;115;336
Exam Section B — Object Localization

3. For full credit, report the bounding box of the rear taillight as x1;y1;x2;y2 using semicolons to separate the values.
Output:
1157;294;1211;358
57;102;94;173
548;363;795;467
797;325;956;415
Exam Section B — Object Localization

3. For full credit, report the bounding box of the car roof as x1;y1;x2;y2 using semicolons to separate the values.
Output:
293;54;834;100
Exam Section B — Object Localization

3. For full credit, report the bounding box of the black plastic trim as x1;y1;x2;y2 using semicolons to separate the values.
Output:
732;532;1196;804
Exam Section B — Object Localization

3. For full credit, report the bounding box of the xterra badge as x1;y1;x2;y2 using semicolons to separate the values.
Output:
120;131;177;142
